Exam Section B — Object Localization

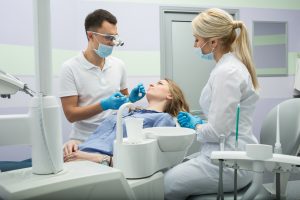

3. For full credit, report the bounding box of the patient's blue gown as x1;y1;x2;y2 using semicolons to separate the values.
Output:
79;109;176;156
0;109;175;172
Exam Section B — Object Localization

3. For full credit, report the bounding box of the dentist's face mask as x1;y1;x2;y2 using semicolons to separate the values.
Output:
194;41;214;61
93;36;113;58
90;31;124;58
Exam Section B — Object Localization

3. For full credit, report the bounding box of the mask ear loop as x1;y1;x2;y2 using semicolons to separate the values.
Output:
93;34;100;43
92;34;102;51
209;38;218;53
211;47;215;53
199;41;208;49
208;38;218;56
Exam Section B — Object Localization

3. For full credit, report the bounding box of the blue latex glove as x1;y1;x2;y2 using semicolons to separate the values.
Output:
100;92;129;110
129;83;146;103
177;111;203;129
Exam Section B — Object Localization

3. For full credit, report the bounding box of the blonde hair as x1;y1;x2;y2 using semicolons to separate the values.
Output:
164;78;190;117
192;8;259;90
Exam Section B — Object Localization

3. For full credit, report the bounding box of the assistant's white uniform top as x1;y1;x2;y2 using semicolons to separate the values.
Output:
198;52;259;157
59;52;127;141
164;52;259;200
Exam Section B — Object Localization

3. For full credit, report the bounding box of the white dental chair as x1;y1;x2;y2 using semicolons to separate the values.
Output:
188;98;300;200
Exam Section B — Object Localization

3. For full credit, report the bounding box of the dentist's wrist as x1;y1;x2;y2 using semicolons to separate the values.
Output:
195;123;202;130
100;100;109;111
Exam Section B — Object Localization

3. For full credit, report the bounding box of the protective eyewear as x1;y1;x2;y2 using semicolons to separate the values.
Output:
89;31;124;46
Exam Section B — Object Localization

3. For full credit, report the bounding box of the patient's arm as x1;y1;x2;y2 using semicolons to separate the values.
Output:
64;150;109;164
63;139;82;156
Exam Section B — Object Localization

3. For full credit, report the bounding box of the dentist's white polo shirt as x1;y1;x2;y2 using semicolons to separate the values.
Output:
59;52;127;141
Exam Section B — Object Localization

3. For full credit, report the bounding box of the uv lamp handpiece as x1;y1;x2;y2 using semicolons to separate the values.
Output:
0;70;35;98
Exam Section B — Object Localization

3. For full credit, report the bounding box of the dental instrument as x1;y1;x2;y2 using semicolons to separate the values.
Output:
219;134;225;152
234;103;240;200
235;103;240;150
273;104;282;199
265;103;287;200
274;105;282;154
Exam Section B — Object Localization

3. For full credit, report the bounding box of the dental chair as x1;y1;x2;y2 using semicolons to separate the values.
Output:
188;98;300;200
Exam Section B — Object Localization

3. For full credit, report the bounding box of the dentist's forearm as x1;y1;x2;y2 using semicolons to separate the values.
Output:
63;103;103;123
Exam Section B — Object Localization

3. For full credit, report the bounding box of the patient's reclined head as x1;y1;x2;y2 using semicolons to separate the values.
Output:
146;78;189;117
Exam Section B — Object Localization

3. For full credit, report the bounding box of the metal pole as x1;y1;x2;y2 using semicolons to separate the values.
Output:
276;172;281;200
217;159;224;200
234;167;237;200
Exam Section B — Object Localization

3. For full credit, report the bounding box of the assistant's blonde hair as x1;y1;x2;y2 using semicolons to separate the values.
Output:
164;79;190;117
192;8;259;90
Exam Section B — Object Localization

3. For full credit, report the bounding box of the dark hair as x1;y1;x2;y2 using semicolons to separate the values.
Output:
84;9;117;33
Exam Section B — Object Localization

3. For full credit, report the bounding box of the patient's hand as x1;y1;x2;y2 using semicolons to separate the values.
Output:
64;150;104;163
63;139;82;156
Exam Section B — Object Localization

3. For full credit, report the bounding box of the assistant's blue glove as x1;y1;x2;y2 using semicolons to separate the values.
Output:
177;111;204;129
100;92;129;110
129;83;146;103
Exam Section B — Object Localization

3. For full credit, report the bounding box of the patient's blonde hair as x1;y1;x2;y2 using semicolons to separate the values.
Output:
164;78;190;117
192;8;259;90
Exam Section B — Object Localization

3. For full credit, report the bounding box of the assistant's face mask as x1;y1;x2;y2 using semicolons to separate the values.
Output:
93;37;113;58
194;41;214;61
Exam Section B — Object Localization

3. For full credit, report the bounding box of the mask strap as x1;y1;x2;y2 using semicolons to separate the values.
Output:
211;46;215;53
92;35;103;51
200;41;208;49
93;35;100;44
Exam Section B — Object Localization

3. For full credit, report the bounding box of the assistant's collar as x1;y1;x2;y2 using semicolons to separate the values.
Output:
217;52;232;63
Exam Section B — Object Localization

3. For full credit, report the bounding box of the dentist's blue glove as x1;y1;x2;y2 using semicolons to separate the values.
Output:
100;92;129;110
177;111;204;129
129;83;146;103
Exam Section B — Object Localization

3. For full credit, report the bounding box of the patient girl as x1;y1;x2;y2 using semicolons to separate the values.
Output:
63;79;189;165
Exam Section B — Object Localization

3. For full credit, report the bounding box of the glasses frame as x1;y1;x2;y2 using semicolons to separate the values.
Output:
89;31;118;41
88;31;124;46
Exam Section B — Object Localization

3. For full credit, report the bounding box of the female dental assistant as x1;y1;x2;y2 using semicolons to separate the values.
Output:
164;8;260;199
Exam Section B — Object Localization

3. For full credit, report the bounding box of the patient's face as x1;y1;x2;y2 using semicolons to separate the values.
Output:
146;80;171;101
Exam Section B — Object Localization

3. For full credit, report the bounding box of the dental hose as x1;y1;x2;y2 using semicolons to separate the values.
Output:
234;103;240;200
235;103;240;150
